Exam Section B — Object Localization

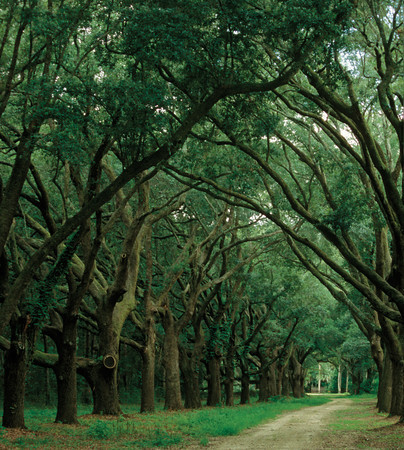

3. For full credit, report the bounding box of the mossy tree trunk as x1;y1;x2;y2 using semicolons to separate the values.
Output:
207;352;222;406
54;314;79;424
378;351;393;413
180;346;203;409
162;310;183;410
2;315;36;429
140;317;156;413
239;364;250;404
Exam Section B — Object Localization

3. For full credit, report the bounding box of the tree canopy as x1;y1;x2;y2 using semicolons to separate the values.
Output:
0;0;403;429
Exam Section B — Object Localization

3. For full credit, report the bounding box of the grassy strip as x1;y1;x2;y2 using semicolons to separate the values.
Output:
0;396;331;448
324;395;404;449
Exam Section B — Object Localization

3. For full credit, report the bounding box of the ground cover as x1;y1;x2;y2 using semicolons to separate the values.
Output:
323;395;404;449
0;396;330;448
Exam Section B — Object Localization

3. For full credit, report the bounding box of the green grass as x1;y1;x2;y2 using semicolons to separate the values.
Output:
325;396;404;449
0;396;332;448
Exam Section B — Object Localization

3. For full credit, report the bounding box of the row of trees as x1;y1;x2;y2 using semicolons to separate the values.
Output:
0;0;402;427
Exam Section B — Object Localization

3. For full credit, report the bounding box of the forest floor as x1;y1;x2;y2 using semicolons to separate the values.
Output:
0;396;403;448
204;397;404;449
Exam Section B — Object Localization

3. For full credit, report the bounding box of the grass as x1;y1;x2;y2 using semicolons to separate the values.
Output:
0;396;331;448
324;395;404;449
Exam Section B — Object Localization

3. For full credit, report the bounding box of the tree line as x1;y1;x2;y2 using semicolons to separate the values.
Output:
0;0;402;428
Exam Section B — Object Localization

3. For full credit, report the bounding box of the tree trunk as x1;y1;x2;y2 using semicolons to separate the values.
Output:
240;362;250;404
390;357;404;416
258;368;270;402
282;368;290;396
180;347;202;409
268;362;277;397
162;311;182;410
378;351;393;413
207;355;222;406
2;316;35;428
276;362;287;396
290;354;304;398
54;314;78;424
338;364;342;394
140;318;156;413
92;302;123;415
224;354;235;406
90;363;121;414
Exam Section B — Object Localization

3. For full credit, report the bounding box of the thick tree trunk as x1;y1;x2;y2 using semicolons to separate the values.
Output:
179;347;202;409
54;315;78;424
224;354;235;406
290;354;304;398
268;362;277;397
240;362;250;404
140;319;156;413
282;368;291;396
390;358;404;416
207;355;222;406
258;369;270;402
92;302;123;415
224;367;234;406
2;316;35;428
90;363;121;414
3;344;27;428
162;311;182;410
276;363;286;396
378;351;393;413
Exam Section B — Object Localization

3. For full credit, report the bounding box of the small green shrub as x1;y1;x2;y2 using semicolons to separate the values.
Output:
136;428;183;448
199;436;210;446
86;419;113;440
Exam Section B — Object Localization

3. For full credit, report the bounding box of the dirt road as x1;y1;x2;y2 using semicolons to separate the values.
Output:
206;398;352;449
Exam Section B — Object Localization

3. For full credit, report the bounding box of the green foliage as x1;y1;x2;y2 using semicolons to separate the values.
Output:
86;419;113;440
135;428;183;448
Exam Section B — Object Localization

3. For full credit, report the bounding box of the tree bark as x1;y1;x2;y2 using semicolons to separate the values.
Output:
162;310;182;410
207;355;222;406
88;363;121;415
290;353;305;398
378;351;393;413
239;360;250;404
258;368;270;402
2;316;35;428
390;355;404;416
179;346;202;409
54;314;79;424
140;318;156;413
282;368;291;396
224;363;234;406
